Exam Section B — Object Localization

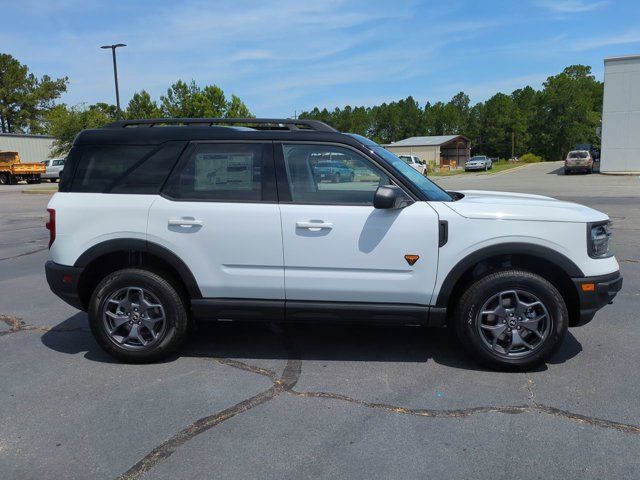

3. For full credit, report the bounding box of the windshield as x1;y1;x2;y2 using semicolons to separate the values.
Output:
469;156;486;162
347;134;452;201
399;156;413;165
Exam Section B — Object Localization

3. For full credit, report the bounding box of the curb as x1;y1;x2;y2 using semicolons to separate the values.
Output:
21;189;57;195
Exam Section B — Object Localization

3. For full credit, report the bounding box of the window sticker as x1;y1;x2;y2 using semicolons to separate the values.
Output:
195;153;254;190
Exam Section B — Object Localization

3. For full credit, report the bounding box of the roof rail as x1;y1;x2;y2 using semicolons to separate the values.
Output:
105;118;337;132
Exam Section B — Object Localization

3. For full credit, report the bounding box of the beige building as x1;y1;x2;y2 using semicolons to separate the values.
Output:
385;135;470;167
0;133;56;163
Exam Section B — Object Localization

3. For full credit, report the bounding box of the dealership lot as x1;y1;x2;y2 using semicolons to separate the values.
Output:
1;161;639;479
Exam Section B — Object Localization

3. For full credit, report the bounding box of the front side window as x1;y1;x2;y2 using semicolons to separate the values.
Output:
163;143;268;201
282;144;389;205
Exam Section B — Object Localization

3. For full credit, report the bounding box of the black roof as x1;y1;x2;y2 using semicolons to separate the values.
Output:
74;118;358;147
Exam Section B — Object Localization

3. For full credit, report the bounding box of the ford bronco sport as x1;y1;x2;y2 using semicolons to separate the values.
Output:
45;118;622;370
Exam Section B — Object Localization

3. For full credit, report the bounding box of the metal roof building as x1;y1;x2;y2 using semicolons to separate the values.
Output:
0;133;56;163
601;54;640;173
385;135;470;167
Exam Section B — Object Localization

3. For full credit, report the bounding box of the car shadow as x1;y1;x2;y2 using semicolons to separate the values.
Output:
41;314;583;372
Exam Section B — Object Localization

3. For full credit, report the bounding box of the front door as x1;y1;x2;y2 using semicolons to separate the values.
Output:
277;143;440;306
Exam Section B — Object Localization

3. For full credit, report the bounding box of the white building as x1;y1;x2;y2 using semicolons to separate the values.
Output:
0;133;56;163
601;54;640;173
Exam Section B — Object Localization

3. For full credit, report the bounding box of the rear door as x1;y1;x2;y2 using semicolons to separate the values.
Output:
276;142;440;306
147;141;284;302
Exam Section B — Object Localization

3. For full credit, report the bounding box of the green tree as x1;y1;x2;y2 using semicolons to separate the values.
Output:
158;80;252;118
0;53;68;133
225;94;252;118
126;90;161;119
537;65;603;160
45;103;118;156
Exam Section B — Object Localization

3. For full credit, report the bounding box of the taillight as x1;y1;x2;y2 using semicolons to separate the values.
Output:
46;208;56;248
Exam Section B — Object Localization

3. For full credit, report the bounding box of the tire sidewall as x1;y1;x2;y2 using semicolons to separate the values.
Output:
456;271;568;370
88;269;188;362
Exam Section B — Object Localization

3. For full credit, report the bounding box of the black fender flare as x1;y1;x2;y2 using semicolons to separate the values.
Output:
435;242;584;307
74;239;202;299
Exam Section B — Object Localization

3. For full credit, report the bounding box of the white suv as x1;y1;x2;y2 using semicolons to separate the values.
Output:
45;118;622;370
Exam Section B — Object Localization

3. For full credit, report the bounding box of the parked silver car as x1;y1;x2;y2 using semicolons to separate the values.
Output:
465;155;492;171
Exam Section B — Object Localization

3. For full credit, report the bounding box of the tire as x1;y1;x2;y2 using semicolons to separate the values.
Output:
564;169;570;175
0;173;9;185
453;270;568;371
88;268;189;363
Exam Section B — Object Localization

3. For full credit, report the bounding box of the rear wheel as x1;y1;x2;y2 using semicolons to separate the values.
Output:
0;173;9;185
454;270;568;371
88;268;189;363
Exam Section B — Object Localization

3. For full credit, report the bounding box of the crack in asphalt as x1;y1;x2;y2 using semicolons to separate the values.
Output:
115;352;640;480
0;247;48;262
117;349;302;480
0;314;89;336
3;317;638;478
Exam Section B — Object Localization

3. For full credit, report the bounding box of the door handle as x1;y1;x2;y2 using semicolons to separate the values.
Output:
296;221;333;230
168;218;203;228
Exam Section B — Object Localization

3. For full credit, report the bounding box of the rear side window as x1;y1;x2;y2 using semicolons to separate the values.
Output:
162;143;273;202
64;143;184;193
70;145;153;193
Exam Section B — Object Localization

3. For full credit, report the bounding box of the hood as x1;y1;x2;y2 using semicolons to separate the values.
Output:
445;190;609;223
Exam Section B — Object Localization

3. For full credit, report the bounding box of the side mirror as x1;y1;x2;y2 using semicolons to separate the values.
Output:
373;185;410;209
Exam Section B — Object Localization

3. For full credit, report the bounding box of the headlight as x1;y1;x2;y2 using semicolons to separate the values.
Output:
588;221;613;258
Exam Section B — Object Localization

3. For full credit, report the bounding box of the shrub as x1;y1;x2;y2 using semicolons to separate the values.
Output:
519;153;543;163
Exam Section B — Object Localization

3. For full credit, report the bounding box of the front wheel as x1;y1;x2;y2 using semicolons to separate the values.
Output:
0;173;9;185
453;270;568;371
88;268;189;363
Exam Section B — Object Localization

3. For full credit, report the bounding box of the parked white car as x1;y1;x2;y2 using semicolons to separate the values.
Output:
398;155;426;175
41;158;65;182
45;118;622;370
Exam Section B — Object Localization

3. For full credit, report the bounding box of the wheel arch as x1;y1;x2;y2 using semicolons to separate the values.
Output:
74;239;202;309
436;243;583;326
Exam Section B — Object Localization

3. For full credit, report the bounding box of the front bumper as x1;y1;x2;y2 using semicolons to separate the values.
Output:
572;271;622;326
45;261;85;311
464;164;486;171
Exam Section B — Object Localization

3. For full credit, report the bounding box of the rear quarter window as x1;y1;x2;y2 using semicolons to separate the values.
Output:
65;143;185;194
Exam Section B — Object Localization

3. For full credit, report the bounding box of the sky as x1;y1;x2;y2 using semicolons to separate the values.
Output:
3;0;640;117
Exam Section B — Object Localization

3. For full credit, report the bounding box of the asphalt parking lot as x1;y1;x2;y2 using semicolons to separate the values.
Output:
1;161;639;479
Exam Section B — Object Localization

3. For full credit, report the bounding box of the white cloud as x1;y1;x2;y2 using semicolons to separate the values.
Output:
572;29;640;50
535;0;609;13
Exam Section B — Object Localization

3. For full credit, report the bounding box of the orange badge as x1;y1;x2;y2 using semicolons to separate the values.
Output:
404;255;419;266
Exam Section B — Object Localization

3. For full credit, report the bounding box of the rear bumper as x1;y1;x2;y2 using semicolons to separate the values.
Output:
565;164;591;171
45;261;85;311
572;271;622;326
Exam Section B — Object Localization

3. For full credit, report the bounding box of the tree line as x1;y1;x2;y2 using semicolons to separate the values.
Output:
1;52;602;160
300;65;603;161
0;53;252;155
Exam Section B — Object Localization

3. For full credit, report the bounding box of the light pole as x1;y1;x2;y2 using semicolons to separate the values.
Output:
101;43;126;116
